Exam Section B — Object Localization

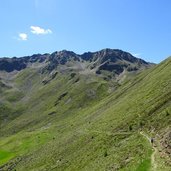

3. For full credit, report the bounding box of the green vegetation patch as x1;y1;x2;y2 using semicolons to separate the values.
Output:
136;159;151;171
0;150;15;165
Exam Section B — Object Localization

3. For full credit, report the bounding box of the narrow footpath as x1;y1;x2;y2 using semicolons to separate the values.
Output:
140;131;157;171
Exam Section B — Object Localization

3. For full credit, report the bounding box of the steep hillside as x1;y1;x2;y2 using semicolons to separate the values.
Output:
1;50;171;171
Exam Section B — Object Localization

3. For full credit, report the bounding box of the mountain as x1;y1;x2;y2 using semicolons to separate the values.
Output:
0;49;151;74
0;49;170;171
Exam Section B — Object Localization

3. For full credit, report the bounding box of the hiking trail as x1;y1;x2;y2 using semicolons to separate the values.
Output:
140;131;157;171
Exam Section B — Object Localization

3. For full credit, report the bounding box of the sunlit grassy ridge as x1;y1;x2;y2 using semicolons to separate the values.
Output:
0;57;171;170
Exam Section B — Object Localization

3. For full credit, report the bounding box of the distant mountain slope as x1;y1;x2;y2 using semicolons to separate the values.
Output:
3;49;171;171
0;54;48;72
0;49;152;74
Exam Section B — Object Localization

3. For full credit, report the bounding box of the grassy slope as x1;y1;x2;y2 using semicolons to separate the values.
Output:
0;58;171;170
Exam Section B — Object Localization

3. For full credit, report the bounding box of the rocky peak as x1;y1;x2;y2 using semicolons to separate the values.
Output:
0;49;152;74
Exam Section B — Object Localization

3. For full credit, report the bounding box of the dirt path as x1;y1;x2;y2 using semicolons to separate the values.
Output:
151;147;157;171
140;131;157;171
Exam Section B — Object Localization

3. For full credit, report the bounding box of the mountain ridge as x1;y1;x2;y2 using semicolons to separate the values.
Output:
0;48;153;73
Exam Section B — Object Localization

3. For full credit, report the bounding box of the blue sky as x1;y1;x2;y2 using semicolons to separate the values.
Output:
0;0;171;63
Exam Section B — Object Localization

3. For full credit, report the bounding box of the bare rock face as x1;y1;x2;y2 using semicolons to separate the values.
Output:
84;49;150;75
161;131;171;155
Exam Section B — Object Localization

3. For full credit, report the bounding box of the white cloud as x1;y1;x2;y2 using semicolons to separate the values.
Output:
30;26;52;35
132;53;141;58
19;33;28;41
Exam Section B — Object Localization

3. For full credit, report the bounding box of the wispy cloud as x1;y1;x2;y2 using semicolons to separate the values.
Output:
132;53;141;58
18;33;28;41
30;26;52;35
